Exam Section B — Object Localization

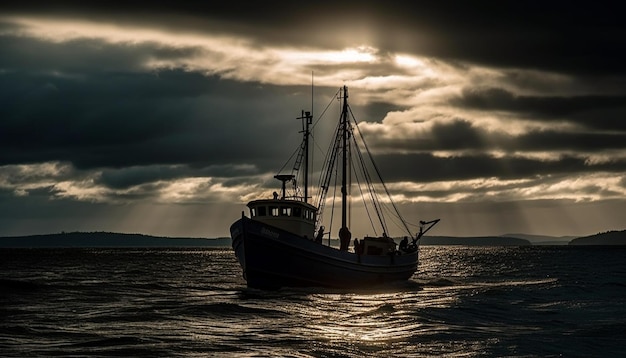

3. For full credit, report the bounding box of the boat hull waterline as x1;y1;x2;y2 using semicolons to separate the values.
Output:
230;216;418;290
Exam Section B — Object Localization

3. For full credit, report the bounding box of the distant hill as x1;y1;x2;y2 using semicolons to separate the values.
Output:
501;233;576;245
1;232;538;248
16;231;626;247
0;232;231;248
419;236;531;246
569;230;626;245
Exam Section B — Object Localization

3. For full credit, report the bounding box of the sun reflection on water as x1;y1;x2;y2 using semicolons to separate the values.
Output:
270;285;465;350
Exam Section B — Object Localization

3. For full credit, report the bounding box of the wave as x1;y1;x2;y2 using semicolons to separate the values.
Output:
0;278;43;293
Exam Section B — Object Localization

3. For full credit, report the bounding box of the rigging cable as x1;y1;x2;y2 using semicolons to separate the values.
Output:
350;153;379;236
315;119;342;210
327;159;340;245
275;88;341;203
349;106;413;237
351;125;387;234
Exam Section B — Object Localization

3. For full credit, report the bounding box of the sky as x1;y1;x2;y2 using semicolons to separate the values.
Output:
1;1;625;239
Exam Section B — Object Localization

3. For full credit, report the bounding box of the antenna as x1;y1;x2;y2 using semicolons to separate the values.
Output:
311;71;314;120
309;71;314;203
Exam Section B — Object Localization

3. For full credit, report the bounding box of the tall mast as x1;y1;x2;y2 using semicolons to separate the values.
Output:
341;86;349;230
298;73;314;204
303;110;311;203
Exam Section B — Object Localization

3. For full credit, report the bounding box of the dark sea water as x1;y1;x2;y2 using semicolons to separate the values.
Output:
1;246;625;357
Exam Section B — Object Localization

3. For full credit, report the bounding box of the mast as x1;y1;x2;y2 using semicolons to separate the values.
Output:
341;85;349;234
298;110;312;203
304;110;311;203
337;85;352;250
298;73;314;204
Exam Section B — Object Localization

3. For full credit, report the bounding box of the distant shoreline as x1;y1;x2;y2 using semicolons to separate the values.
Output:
0;232;231;248
1;230;625;248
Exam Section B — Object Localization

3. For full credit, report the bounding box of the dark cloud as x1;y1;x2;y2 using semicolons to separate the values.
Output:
0;37;149;73
385;2;626;77
4;1;625;77
365;119;626;154
97;164;259;190
97;166;188;190
0;35;326;170
514;130;626;152
375;153;626;183
357;102;408;124
454;87;626;131
429;120;486;150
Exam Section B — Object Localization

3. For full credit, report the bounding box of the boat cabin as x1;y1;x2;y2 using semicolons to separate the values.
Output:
358;236;397;256
247;174;318;239
247;199;318;239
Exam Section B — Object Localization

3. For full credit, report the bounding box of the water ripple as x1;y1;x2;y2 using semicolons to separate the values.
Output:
1;247;625;357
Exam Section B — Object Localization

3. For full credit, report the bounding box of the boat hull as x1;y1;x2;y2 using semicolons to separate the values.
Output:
230;216;418;289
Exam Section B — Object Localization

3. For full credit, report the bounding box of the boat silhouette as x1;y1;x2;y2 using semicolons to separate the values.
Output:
230;86;439;289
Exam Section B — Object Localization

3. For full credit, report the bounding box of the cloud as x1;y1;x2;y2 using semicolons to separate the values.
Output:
373;152;626;183
0;161;269;206
454;87;626;131
0;56;314;170
0;5;625;237
389;172;626;203
359;117;626;156
4;2;625;74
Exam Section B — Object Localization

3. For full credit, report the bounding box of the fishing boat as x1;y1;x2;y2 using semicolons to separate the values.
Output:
230;86;439;289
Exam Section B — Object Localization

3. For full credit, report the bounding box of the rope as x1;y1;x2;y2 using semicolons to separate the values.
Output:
349;106;413;237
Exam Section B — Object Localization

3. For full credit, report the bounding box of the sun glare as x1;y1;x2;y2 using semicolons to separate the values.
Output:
394;54;421;67
277;46;377;65
323;46;377;63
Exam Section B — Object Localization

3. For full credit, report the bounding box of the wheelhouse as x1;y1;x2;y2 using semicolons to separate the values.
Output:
247;199;318;239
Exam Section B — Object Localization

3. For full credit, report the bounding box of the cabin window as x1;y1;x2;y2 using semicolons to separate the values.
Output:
293;207;302;218
281;207;292;216
250;208;257;217
270;206;279;217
